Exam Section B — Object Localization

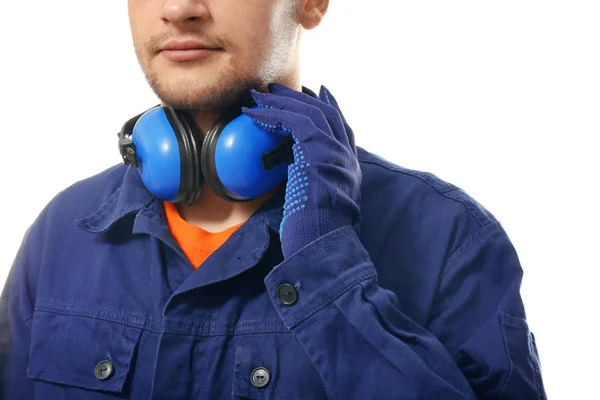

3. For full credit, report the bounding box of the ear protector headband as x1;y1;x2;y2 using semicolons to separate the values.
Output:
117;90;313;205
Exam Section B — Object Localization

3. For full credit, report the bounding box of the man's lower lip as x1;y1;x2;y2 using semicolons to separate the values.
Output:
160;49;220;62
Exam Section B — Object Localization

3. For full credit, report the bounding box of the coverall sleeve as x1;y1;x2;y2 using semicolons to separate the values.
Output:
264;223;546;399
0;227;37;399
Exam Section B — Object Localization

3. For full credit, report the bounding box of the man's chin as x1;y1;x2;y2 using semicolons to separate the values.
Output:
142;57;266;111
155;88;220;111
152;81;258;112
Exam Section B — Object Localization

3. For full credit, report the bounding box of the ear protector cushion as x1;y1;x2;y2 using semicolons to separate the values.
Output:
201;108;290;202
165;108;204;204
121;106;203;204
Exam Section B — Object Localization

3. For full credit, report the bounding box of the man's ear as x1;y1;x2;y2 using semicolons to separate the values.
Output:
296;0;329;30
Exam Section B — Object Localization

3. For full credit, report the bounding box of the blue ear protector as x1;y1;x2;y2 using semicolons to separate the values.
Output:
117;97;300;205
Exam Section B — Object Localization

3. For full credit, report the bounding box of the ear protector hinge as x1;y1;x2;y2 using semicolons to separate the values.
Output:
261;136;295;170
118;136;138;168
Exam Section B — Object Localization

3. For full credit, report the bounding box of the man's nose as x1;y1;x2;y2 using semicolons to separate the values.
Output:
161;0;210;26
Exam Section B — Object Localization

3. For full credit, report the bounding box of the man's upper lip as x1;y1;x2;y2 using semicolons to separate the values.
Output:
160;40;220;51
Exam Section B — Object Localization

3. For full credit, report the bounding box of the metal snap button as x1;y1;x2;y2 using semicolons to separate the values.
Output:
277;283;298;306
251;366;271;388
94;360;114;380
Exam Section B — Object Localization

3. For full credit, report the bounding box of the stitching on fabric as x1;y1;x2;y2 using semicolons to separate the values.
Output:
36;303;146;328
432;221;503;314
163;327;291;337
330;280;415;375
357;157;494;228
499;312;514;397
34;305;295;336
270;229;352;279
237;242;264;261
285;269;377;327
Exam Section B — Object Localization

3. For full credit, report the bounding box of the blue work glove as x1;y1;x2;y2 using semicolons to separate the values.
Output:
243;83;361;259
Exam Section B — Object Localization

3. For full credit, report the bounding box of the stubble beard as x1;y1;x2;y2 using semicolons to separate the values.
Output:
139;53;265;113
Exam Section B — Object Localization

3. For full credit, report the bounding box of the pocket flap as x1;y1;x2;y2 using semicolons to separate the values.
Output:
26;310;144;394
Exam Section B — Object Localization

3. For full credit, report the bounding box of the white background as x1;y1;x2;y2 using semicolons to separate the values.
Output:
1;1;599;398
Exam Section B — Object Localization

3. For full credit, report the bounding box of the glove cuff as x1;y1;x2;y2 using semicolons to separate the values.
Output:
280;208;351;259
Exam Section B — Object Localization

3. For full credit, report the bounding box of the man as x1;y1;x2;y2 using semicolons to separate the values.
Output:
0;0;546;398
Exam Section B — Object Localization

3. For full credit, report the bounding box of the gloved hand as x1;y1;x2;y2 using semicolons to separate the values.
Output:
242;83;361;259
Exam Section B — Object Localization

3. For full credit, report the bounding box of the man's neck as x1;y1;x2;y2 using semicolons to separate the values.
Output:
192;79;302;135
174;183;279;232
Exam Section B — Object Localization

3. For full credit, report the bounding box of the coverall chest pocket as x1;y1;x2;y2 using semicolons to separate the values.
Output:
26;309;144;399
232;333;329;400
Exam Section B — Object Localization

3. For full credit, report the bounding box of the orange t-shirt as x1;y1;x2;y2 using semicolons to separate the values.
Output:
163;201;244;269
